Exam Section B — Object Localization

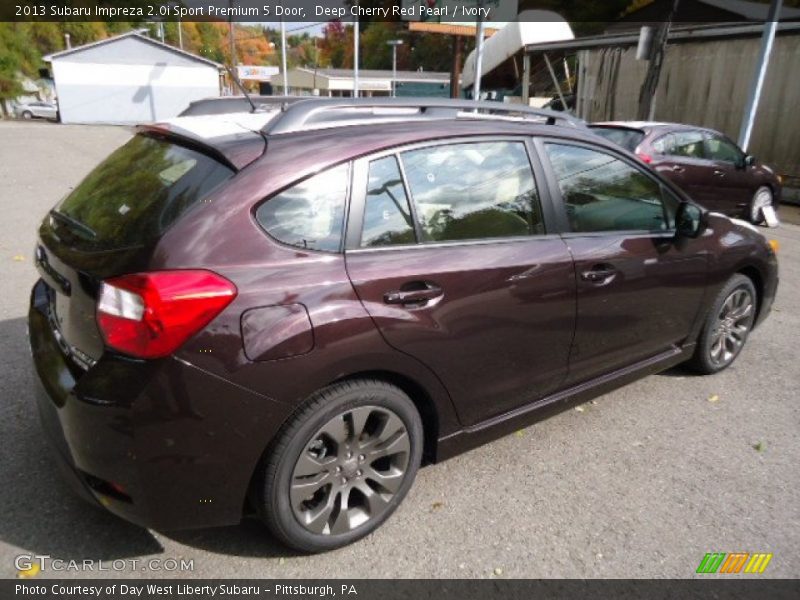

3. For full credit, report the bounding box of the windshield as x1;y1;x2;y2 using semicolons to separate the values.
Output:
53;134;234;251
590;126;646;152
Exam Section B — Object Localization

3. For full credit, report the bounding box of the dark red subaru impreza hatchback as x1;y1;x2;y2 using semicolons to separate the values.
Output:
30;99;778;552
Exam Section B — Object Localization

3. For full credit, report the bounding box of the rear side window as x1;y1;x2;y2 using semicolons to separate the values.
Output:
590;126;645;152
670;131;706;159
651;134;675;154
256;164;349;253
400;141;542;242
361;156;416;247
54;134;234;251
545;143;675;233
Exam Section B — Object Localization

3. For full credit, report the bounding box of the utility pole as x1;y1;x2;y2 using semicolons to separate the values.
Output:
177;19;183;50
387;40;403;97
450;36;463;99
637;0;680;120
738;0;783;151
228;0;236;68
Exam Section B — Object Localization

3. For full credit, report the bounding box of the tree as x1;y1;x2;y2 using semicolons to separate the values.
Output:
195;22;226;64
319;22;353;69
25;23;65;56
0;24;40;114
62;22;108;46
361;21;400;70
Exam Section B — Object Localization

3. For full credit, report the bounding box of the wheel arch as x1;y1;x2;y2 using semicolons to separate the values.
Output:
243;368;445;518
737;265;764;321
332;370;440;465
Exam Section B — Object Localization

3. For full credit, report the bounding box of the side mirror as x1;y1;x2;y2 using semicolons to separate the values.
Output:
744;155;757;167
675;202;705;238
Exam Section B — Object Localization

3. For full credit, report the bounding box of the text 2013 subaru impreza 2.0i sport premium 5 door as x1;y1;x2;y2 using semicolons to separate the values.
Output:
29;99;778;552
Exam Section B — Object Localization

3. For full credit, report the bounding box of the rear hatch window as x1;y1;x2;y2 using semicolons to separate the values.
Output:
51;133;234;251
590;126;646;152
36;134;234;364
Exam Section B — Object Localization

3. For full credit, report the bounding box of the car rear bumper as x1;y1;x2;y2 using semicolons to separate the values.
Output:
29;279;292;531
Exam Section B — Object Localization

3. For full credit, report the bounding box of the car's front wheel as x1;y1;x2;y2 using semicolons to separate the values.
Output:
749;186;774;224
688;274;757;374
21;111;33;120
255;379;423;552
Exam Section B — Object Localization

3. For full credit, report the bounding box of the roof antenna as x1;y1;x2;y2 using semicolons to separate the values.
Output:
224;64;257;113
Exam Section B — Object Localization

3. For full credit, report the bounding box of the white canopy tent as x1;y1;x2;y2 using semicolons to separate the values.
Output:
461;11;574;96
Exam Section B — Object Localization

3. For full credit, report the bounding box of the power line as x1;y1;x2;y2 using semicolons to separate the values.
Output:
287;22;327;34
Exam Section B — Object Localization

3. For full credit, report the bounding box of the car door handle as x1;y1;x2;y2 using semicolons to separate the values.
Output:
384;282;443;306
672;165;685;173
580;265;617;283
713;169;725;177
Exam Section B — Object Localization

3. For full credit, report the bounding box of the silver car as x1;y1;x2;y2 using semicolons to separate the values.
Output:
15;101;58;121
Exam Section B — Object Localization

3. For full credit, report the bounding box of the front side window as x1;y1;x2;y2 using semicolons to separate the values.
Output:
544;143;674;233
705;134;743;164
669;131;706;159
256;163;349;252
361;156;416;247
400;141;542;242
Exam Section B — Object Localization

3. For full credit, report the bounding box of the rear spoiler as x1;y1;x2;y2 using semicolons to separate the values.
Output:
135;123;266;171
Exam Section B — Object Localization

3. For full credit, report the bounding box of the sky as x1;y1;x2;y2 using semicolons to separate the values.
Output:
269;22;328;36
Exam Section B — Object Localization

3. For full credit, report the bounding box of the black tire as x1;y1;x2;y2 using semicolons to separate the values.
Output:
688;274;757;374
749;186;773;225
21;111;33;120
254;379;423;553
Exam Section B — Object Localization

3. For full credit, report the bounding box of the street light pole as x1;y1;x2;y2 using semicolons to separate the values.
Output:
280;18;289;94
473;0;486;101
387;40;403;97
354;3;360;97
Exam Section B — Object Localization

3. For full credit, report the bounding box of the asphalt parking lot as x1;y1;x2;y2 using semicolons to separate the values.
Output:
0;120;798;579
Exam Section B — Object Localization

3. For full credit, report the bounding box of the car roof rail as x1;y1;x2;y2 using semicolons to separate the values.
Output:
262;97;584;135
180;96;307;117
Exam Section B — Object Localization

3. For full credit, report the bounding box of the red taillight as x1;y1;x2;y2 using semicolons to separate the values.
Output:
96;270;237;359
636;152;653;164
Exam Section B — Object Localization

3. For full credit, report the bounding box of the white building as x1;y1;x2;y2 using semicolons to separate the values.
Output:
271;68;453;97
45;32;223;125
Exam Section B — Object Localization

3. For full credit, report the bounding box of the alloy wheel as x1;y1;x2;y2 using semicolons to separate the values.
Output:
290;405;411;535
708;288;754;367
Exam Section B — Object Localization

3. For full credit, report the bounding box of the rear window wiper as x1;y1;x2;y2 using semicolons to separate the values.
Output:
50;209;97;239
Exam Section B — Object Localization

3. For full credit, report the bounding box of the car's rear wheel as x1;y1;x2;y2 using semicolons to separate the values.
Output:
255;379;423;552
688;274;757;374
749;186;773;224
22;111;33;120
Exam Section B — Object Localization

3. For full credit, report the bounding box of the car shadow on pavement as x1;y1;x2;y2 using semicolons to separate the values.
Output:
1;316;298;563
657;364;698;377
0;317;163;566
159;521;299;559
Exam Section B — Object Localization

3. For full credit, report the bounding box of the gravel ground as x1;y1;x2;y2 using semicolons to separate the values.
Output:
0;121;797;579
